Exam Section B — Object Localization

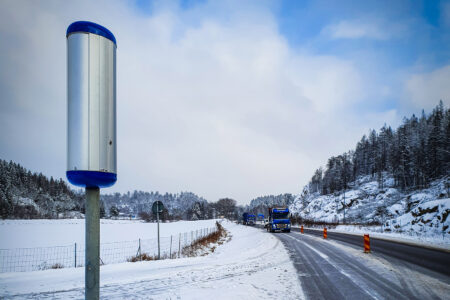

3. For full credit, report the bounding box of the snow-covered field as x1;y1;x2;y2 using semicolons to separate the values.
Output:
0;221;303;299
0;219;218;249
0;219;220;272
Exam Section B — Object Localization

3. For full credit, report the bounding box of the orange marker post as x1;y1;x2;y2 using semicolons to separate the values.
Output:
301;225;304;234
323;227;327;239
364;234;370;253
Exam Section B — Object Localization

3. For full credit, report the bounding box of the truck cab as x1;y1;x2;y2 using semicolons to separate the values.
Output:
242;213;256;225
247;214;256;225
268;207;291;232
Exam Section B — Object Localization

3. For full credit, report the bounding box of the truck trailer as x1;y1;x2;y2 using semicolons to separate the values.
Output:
268;207;291;232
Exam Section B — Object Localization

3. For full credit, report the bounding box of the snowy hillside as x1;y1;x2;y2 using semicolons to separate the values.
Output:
248;194;294;215
290;174;449;236
0;159;211;220
0;160;84;219
101;191;209;219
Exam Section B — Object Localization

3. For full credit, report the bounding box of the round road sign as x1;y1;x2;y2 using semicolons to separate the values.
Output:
152;201;164;214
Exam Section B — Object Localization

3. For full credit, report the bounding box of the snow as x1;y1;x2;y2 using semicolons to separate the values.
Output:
290;176;450;240
0;219;218;249
360;181;379;195
0;221;303;299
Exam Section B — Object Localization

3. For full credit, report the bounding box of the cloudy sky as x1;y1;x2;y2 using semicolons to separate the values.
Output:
0;0;449;204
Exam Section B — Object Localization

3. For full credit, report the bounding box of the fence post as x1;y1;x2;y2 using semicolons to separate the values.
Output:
170;235;173;259
139;238;142;261
74;243;77;268
178;233;181;258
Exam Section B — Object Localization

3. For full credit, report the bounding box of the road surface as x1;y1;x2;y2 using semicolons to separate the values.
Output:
259;225;450;299
299;227;450;276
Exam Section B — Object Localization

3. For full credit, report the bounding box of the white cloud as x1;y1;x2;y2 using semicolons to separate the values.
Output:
442;2;450;28
404;65;450;111
0;0;397;203
323;19;399;40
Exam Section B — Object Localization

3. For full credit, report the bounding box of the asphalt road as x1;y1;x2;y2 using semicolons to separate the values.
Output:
256;225;450;299
298;227;450;277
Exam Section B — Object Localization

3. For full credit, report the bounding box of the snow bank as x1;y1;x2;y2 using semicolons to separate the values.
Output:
331;225;450;250
0;221;303;299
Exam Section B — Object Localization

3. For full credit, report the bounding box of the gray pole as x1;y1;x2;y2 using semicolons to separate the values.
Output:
85;187;100;300
343;188;346;225
178;233;181;258
157;203;160;260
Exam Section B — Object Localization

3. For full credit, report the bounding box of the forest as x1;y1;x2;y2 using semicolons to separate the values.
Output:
309;101;449;195
0;160;85;218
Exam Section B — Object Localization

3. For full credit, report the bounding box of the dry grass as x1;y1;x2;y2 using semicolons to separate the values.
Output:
127;253;157;262
127;221;229;262
51;263;64;269
181;221;229;257
128;251;179;262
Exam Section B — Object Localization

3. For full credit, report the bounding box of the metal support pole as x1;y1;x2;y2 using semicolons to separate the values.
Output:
138;238;141;261
170;235;172;258
85;187;100;300
157;204;160;260
178;233;181;258
343;189;346;225
74;243;77;268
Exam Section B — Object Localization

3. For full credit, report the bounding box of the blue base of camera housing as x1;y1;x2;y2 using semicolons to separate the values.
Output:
67;170;117;188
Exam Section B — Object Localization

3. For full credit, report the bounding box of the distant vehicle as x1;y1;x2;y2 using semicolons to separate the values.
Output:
268;207;291;232
263;218;269;228
242;213;256;225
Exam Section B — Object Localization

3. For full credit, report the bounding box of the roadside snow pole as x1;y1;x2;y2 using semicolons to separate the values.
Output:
364;234;371;253
323;228;327;239
67;21;117;300
301;225;304;234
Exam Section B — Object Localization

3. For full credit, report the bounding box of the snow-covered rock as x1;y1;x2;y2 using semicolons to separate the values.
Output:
290;175;450;235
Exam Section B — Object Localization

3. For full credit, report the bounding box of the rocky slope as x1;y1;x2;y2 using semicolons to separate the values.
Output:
290;174;449;235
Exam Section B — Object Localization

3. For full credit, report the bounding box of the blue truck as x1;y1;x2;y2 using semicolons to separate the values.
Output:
267;207;291;232
242;213;256;225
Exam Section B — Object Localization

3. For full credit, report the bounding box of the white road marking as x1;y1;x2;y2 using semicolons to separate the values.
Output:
284;233;380;300
284;234;328;259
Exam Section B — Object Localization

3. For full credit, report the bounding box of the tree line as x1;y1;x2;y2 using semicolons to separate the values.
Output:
0;160;84;218
309;101;449;195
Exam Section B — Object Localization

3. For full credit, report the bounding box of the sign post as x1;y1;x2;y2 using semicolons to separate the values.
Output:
66;21;117;300
152;201;164;260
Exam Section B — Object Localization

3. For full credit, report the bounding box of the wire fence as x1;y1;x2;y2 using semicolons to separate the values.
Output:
0;226;217;273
